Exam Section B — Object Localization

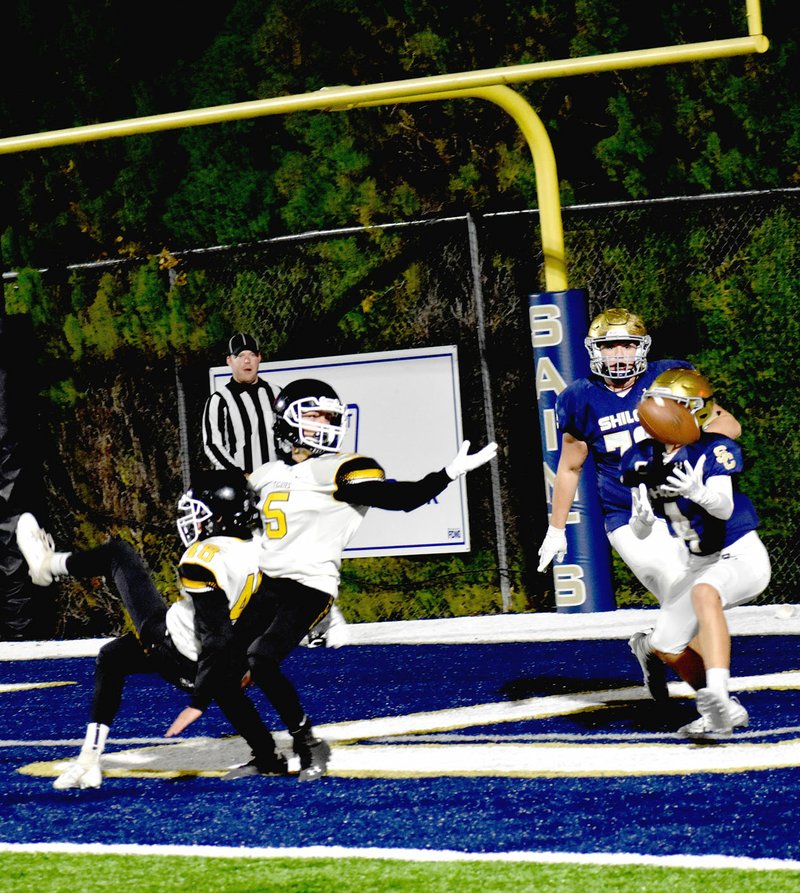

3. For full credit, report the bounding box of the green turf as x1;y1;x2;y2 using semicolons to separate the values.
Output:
1;853;799;893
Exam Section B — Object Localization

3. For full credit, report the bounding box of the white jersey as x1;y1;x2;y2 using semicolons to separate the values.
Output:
165;535;263;661
248;453;376;596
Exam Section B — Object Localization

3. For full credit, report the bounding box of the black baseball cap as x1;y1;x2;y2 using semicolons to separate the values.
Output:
228;332;260;356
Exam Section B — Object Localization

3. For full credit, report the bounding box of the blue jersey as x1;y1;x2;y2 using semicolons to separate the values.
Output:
620;433;760;556
556;359;693;533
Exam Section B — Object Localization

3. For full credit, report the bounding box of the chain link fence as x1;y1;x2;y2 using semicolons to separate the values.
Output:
4;187;798;636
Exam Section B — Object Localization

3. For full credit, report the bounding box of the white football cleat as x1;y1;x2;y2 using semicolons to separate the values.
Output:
53;760;103;790
679;692;749;739
15;512;56;586
324;604;349;649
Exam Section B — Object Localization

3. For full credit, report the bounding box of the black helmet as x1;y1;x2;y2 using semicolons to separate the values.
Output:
177;470;260;547
273;378;348;461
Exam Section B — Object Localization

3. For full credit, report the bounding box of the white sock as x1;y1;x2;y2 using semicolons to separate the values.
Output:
705;667;730;699
50;551;72;577
77;722;109;767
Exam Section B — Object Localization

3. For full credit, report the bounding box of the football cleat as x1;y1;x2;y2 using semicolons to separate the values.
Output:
304;628;327;649
628;630;669;702
297;740;331;783
15;513;56;586
678;692;749;739
223;752;289;779
291;718;331;782
53;760;102;790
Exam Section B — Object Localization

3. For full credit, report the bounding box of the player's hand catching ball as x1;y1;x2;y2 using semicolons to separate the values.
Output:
665;455;707;502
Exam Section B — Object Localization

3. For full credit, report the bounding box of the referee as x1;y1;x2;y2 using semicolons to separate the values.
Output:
202;332;275;474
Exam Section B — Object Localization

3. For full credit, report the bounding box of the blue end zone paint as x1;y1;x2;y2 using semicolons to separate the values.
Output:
1;637;799;860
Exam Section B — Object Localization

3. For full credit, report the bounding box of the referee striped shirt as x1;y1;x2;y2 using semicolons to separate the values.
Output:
202;378;276;474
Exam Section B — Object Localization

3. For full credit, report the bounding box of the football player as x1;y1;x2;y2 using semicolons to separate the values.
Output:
620;368;771;737
248;377;497;594
534;307;742;700
15;470;301;789
183;379;494;768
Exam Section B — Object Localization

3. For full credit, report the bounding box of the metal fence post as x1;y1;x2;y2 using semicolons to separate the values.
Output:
466;213;512;612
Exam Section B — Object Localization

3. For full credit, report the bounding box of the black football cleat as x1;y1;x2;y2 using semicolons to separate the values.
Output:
291;717;332;782
223;751;289;779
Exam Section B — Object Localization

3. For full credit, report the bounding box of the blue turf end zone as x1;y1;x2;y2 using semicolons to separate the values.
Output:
1;625;799;862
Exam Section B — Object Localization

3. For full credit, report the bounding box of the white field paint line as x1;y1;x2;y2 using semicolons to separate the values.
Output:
318;739;800;776
8;725;800;750
0;842;798;872
23;734;800;780
311;670;800;742
730;671;800;691
369;726;800;743
14;669;800;776
311;692;632;741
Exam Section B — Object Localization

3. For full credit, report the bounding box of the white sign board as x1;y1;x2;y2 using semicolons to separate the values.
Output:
208;346;471;557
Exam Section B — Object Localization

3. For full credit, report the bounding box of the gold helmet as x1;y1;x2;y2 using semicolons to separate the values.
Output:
642;368;717;429
584;308;652;379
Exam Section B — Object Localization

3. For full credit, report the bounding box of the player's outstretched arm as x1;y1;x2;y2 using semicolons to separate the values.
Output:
334;440;498;513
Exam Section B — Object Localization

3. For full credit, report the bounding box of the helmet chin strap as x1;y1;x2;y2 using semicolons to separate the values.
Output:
604;374;638;393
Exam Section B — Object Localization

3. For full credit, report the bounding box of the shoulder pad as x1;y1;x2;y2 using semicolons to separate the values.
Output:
337;454;385;485
178;561;218;592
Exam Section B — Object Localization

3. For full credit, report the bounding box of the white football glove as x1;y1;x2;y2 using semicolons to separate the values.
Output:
445;440;498;479
537;525;567;572
630;483;656;539
665;455;707;503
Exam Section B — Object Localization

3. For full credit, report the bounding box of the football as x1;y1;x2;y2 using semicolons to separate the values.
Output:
637;396;700;445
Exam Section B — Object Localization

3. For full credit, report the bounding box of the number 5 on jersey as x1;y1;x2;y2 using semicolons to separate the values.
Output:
262;491;289;539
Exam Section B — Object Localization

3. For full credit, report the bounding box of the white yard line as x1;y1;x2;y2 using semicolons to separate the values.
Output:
0;841;798;872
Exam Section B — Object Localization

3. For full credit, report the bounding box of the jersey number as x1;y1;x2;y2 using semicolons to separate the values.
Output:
183;541;260;619
230;572;260;621
603;426;649;458
663;502;702;554
262;491;289;539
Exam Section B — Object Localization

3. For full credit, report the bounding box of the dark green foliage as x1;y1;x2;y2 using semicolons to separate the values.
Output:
3;1;797;267
1;2;798;630
686;208;800;542
339;551;529;621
